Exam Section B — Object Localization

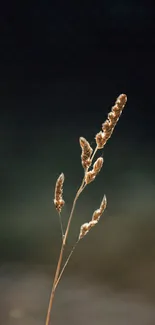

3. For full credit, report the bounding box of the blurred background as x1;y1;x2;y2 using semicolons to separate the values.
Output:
0;1;155;324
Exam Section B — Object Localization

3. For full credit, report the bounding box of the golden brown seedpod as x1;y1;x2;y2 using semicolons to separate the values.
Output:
102;93;127;135
78;222;89;239
93;157;104;174
78;220;97;240
115;93;127;110
85;170;96;184
54;173;65;213
95;131;107;149
100;195;107;212
95;94;127;149
79;137;93;169
79;195;107;240
85;157;103;184
92;195;107;222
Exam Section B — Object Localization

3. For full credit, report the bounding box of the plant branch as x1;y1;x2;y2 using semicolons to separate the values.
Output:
45;179;85;325
54;240;79;290
45;146;99;325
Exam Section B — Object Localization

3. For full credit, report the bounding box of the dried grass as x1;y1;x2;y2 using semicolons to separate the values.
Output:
45;94;127;325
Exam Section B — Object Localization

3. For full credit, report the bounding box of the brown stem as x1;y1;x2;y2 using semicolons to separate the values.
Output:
45;241;64;325
54;240;79;290
90;145;98;163
45;181;85;325
45;145;99;325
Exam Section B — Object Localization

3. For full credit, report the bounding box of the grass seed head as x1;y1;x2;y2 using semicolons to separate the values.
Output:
95;94;127;149
85;170;96;184
93;157;104;173
54;173;65;213
95;131;107;149
85;157;103;184
79;137;93;169
92;195;107;222
79;220;98;240
100;195;107;212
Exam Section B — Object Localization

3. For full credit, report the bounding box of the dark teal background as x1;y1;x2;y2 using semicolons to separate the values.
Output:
0;1;155;323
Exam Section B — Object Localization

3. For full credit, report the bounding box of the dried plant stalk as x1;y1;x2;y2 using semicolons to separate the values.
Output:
45;94;127;325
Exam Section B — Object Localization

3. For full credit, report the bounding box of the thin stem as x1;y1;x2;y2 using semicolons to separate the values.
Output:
54;240;79;290
45;180;85;325
45;241;65;325
58;212;64;240
90;145;98;164
45;145;99;325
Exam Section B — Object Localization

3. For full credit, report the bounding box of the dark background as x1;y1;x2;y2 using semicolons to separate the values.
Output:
0;1;155;324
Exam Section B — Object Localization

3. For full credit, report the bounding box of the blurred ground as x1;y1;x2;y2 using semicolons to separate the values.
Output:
0;264;155;325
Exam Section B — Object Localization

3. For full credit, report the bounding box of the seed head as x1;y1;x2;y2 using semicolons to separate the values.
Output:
95;131;107;149
93;157;104;174
85;157;103;184
54;173;65;213
85;170;96;184
95;94;127;149
79;220;98;240
79;137;93;169
92;195;107;222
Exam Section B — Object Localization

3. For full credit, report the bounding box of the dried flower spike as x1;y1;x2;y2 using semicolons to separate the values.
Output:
92;195;107;222
102;93;127;133
85;157;103;184
54;173;65;213
79;137;93;169
100;195;107;212
84;170;96;184
79;195;107;240
95;131;106;149
95;94;127;149
79;220;97;240
93;157;104;173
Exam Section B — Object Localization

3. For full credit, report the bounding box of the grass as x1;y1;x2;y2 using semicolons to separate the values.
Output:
45;94;127;325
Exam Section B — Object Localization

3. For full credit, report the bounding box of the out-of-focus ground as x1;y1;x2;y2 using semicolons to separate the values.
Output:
0;264;155;325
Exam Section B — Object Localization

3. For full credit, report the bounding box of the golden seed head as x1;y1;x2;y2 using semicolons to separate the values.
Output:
115;94;127;109
92;195;107;222
85;157;103;185
79;222;89;239
102;120;111;132
92;209;101;221
88;220;98;229
108;111;115;122
54;173;65;213
93;157;104;173
95;94;127;149
79;220;98;240
79;137;86;148
95;131;107;149
85;170;96;184
100;195;107;212
79;137;93;169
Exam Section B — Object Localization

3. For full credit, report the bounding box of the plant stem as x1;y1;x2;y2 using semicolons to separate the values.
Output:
45;181;85;325
90;145;98;163
54;240;79;290
45;145;99;325
58;212;64;240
